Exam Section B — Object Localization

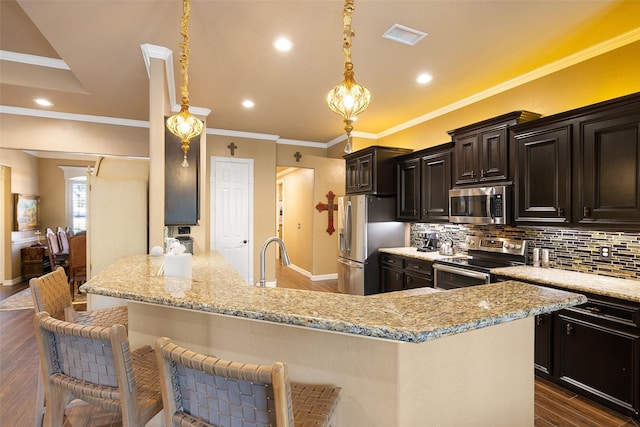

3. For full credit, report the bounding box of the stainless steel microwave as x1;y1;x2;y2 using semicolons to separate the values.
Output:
449;185;510;224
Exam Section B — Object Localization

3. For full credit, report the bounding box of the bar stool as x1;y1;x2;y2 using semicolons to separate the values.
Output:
33;312;162;427
156;337;341;426
30;267;128;427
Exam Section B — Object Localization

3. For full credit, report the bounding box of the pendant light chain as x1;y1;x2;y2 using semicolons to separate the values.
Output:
178;0;192;107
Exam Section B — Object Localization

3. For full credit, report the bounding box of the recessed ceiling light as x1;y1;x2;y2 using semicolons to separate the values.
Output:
242;100;255;108
34;98;53;107
416;73;433;84
273;37;293;51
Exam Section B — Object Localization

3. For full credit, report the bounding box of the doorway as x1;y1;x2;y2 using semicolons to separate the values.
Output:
277;167;314;274
210;157;254;283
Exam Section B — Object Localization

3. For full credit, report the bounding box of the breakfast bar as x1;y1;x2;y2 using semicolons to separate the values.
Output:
82;252;586;426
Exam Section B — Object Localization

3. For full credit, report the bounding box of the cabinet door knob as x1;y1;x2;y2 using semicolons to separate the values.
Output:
535;315;543;326
481;169;486;178
583;206;591;218
557;207;565;217
471;170;477;178
566;323;574;335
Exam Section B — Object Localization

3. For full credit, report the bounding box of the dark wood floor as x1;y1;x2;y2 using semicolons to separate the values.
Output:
2;270;638;426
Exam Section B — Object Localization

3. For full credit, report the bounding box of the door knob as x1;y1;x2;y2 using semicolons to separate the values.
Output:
243;240;248;244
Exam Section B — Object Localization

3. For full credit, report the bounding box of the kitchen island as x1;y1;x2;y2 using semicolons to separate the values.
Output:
82;252;586;426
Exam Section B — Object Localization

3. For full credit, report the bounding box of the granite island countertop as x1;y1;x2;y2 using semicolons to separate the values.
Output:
81;252;586;343
492;266;640;303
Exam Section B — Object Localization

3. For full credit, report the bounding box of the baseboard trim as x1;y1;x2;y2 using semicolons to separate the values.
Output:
286;264;337;282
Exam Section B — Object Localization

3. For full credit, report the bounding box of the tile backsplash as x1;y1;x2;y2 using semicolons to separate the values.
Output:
411;223;640;280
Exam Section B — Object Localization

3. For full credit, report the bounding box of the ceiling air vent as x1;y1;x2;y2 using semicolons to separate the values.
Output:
382;24;427;46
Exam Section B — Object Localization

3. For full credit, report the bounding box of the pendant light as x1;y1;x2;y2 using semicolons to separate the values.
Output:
166;0;203;167
326;0;371;154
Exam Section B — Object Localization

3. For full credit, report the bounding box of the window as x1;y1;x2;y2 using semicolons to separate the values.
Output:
70;177;87;233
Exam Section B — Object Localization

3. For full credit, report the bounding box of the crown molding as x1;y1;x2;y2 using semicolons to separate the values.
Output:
0;105;149;128
0;50;70;70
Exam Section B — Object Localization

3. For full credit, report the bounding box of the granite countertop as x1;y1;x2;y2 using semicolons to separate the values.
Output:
492;266;640;303
379;247;466;261
81;252;586;343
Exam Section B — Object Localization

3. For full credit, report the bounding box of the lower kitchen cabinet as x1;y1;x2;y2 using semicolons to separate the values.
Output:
534;313;553;376
380;252;433;292
555;311;639;416
494;275;640;420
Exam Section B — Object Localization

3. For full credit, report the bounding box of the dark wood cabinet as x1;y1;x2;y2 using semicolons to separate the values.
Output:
344;146;412;195
396;157;420;219
534;313;553;376
21;245;51;279
578;109;640;227
165;126;200;225
512;92;640;228
380;252;433;292
495;273;640;420
513;123;572;225
555;297;640;418
396;145;452;222
449;111;541;186
420;151;451;221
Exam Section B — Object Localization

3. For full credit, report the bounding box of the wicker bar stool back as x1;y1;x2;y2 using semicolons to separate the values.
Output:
30;267;129;427
33;312;163;427
156;337;341;427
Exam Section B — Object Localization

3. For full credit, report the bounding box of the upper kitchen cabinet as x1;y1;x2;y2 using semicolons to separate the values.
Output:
344;146;411;195
449;111;542;186
165;126;200;225
578;103;640;227
396;144;452;222
511;92;640;228
512;121;573;225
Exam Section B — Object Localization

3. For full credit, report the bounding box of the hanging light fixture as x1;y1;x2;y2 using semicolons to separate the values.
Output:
326;0;371;154
166;0;203;167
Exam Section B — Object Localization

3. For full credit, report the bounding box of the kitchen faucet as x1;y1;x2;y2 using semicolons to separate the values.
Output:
259;237;291;287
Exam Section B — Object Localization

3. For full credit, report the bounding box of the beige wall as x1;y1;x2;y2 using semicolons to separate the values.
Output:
377;41;640;151
37;158;93;232
0;114;149;158
207;135;277;283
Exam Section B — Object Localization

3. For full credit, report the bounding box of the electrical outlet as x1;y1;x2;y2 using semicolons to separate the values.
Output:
600;246;611;258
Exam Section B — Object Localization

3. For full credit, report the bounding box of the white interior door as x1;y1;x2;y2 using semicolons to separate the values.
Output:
211;157;253;283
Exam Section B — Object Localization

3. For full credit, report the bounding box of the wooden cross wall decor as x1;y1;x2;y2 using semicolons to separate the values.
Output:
315;190;338;235
294;151;302;162
227;142;237;156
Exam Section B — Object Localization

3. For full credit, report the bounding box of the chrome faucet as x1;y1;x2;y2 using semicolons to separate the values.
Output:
259;237;291;287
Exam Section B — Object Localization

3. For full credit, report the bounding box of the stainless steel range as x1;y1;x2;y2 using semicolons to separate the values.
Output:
433;236;528;290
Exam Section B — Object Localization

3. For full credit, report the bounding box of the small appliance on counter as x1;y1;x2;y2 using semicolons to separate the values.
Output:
417;232;440;252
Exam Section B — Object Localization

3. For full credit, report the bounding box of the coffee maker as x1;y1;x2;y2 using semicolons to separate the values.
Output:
418;232;440;252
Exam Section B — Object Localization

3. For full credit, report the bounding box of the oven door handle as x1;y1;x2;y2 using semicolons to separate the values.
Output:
433;264;491;281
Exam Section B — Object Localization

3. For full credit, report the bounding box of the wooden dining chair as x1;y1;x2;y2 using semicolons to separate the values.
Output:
30;267;128;427
56;227;70;254
156;337;341;427
67;234;86;299
34;312;163;427
46;229;68;273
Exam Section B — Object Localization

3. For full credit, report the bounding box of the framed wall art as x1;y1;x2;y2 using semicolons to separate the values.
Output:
14;193;40;231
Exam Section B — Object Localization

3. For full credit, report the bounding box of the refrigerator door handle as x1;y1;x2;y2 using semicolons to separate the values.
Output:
345;200;352;254
337;258;364;269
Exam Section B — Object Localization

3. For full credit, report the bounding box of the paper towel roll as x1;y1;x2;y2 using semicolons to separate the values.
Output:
164;253;192;278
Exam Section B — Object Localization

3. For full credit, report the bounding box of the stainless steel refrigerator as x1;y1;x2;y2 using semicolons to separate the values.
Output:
337;195;406;295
